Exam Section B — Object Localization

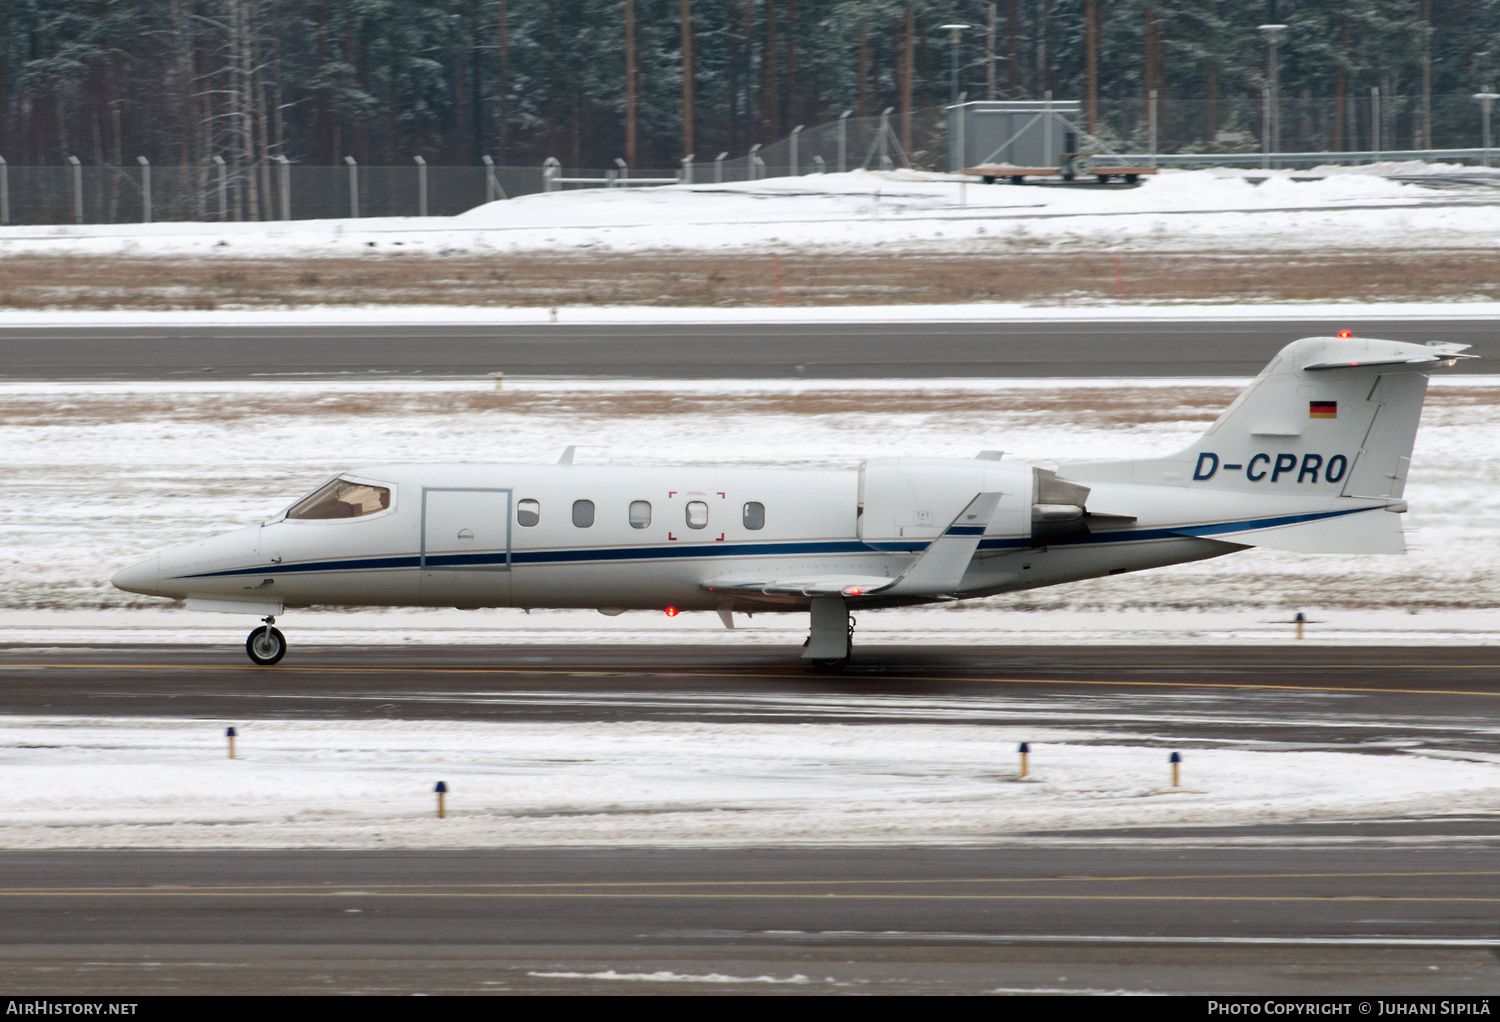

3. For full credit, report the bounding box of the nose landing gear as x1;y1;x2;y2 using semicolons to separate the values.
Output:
246;616;286;666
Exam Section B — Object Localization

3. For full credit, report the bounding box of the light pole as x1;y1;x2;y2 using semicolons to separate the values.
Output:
1258;24;1288;163
939;24;970;108
1476;90;1499;168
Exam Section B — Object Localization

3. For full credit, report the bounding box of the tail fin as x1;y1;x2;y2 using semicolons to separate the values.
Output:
1062;336;1471;496
1059;336;1473;553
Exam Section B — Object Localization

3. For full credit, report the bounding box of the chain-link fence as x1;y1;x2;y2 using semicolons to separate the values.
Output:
0;161;560;226
0;116;957;225
1088;93;1495;159
540;164;684;191
693;107;950;182
4;93;1497;225
681;94;1499;180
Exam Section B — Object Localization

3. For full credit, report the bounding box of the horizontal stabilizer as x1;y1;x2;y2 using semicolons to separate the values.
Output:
1303;352;1477;372
1059;337;1471;502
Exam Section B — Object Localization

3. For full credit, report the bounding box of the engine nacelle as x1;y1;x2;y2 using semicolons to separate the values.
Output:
856;457;1119;550
856;457;1033;543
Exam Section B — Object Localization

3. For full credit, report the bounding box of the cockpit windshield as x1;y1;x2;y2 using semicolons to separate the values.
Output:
286;478;392;520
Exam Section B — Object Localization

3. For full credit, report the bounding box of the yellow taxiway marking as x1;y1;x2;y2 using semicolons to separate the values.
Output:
880;674;1500;698
2;870;1496;898
9;661;1500;671
5;661;1499;698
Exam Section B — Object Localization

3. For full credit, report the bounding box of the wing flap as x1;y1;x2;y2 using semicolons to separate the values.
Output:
703;575;895;597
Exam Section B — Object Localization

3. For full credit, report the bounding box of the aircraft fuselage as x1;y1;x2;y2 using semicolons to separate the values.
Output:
119;461;1239;615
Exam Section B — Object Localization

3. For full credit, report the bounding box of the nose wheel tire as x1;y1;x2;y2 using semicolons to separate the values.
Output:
246;626;286;666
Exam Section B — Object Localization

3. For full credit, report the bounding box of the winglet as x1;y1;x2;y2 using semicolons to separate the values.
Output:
879;492;1002;596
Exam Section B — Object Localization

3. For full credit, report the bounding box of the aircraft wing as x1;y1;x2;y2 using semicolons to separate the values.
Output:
702;492;1003;599
702;575;897;597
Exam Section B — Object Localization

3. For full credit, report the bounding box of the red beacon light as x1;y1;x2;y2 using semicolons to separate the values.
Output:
1337;329;1353;338
842;585;866;596
664;606;679;617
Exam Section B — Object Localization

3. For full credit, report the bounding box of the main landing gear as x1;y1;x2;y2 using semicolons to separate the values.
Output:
803;596;855;669
246;615;286;666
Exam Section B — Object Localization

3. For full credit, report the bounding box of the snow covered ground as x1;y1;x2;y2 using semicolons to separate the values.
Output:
0;167;1495;262
4;373;1499;645
2;714;1497;849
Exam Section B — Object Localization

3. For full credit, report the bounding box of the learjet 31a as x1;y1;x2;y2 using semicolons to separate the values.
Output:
112;335;1471;666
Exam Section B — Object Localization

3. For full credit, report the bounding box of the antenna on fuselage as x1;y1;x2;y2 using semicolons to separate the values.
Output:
557;446;576;465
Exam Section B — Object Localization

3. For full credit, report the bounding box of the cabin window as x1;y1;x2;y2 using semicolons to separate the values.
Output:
743;501;765;530
286;478;391;520
572;499;595;528
516;499;540;527
685;500;709;529
629;500;652;529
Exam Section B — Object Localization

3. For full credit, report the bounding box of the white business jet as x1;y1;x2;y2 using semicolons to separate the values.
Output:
112;335;1471;667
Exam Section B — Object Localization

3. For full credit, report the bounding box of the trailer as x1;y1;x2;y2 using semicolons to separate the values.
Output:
963;161;1159;185
947;100;1158;186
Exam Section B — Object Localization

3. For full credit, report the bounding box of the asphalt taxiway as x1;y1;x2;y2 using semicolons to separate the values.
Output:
0;846;1497;994
3;645;1498;994
0;318;1492;378
3;643;1498;741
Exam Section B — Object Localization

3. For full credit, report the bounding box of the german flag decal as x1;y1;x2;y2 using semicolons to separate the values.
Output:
1309;401;1337;419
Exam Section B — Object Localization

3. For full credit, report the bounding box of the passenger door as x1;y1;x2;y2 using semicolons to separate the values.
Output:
420;488;512;607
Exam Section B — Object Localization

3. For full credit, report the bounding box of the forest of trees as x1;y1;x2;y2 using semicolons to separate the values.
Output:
2;0;1498;171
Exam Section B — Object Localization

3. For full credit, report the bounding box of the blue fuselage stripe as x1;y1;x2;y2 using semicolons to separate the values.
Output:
172;506;1369;580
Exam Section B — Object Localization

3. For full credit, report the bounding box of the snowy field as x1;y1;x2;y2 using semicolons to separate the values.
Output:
4;373;1499;646
3;714;1498;849
0;166;1496;262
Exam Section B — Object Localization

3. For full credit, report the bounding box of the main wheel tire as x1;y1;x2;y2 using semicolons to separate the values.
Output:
246;626;287;666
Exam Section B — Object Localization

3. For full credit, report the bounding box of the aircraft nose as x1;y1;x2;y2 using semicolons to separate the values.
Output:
112;555;161;595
